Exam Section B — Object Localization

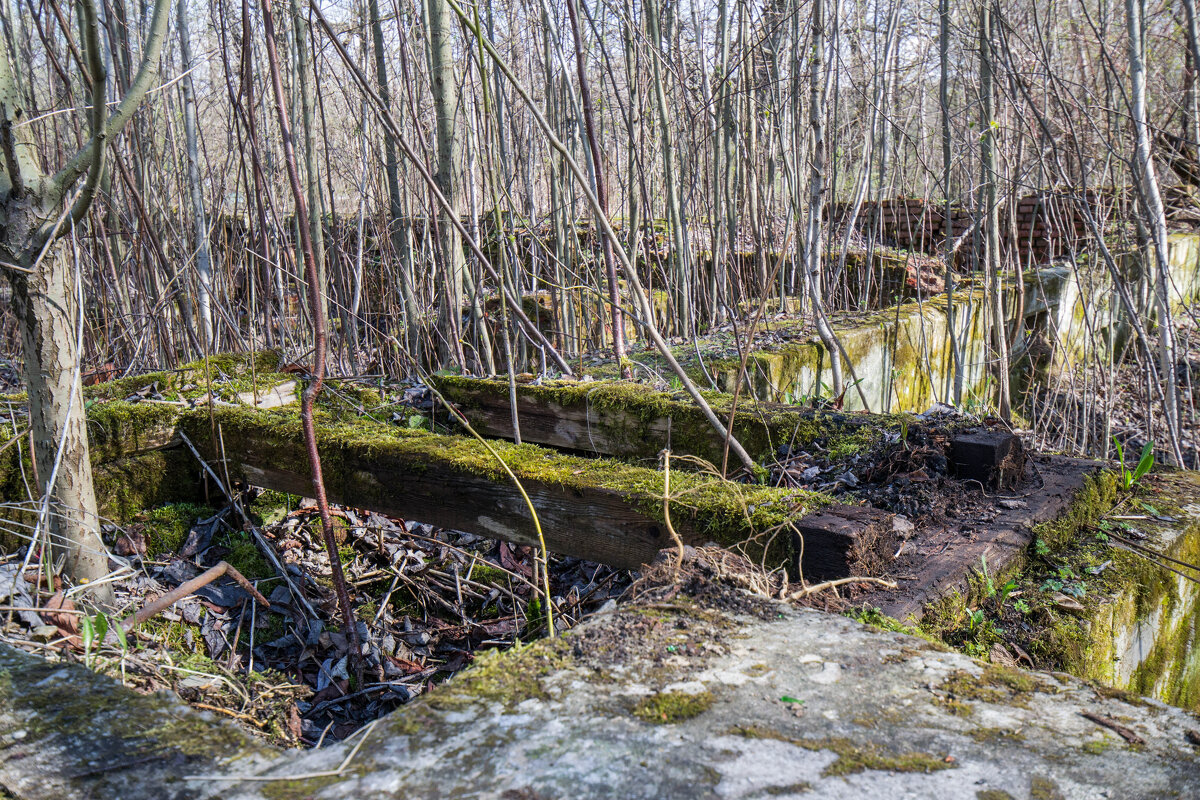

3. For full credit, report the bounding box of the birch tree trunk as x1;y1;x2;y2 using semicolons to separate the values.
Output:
179;0;214;348
1127;0;1184;464
428;0;466;366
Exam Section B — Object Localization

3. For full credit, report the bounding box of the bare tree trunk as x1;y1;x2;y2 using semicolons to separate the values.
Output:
1183;0;1200;179
370;0;420;356
980;2;1012;421
941;0;963;405
290;0;329;340
12;244;106;591
179;0;214;348
565;0;629;377
645;0;690;335
1127;0;1184;464
429;0;466;367
804;0;843;396
0;0;169;596
261;0;361;658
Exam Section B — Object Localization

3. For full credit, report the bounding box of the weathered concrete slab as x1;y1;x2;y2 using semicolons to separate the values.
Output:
2;574;1197;799
0;640;273;799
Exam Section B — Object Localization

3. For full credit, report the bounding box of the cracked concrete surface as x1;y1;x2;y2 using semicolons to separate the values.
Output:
1;597;1198;799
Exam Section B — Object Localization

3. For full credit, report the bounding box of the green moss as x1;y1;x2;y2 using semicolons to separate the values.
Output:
1081;738;1111;755
188;404;829;567
426;638;572;710
138;502;214;557
727;725;954;777
222;535;272;581
632;690;715;723
765;783;811;795
1033;471;1119;552
467;562;510;587
976;791;1015;800
966;727;1025;744
935;666;1049;710
92;450;205;523
844;606;952;652
432;374;884;469
1030;776;1065;800
84;351;286;403
261;775;344;800
249;489;301;526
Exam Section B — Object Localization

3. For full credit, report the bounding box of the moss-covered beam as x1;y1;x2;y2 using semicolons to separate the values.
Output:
432;375;1024;487
176;406;851;571
432;374;882;467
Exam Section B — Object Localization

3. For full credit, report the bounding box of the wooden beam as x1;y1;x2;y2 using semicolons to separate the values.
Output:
433;376;1025;488
178;406;829;571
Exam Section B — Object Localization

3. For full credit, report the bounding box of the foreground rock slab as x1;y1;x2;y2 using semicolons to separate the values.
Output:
2;573;1197;799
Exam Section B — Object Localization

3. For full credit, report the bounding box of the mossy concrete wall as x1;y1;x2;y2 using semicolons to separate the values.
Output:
703;292;991;413
1023;232;1200;372
1071;472;1200;712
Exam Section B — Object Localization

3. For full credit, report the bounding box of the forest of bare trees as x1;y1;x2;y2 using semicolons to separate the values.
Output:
1;0;1199;590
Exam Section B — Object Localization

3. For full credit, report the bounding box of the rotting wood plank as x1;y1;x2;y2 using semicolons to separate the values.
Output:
432;375;1025;488
869;455;1098;622
791;505;896;582
175;406;840;571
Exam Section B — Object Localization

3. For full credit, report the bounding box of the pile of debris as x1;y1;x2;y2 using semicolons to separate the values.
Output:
0;494;632;747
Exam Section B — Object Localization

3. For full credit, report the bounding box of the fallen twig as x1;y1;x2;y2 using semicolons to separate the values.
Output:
122;561;269;633
1080;710;1146;745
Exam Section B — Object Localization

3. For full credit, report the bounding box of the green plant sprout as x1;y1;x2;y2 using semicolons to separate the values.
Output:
1112;437;1154;491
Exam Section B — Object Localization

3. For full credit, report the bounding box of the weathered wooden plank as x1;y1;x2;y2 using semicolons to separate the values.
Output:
791;505;896;581
178;407;825;571
433;376;1024;489
872;456;1098;622
432;375;879;467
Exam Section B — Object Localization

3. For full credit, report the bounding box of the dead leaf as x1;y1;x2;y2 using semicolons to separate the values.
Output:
1052;592;1086;614
989;642;1019;669
114;530;147;558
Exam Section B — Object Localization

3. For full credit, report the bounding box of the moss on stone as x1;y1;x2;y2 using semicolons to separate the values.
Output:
632;690;715;723
936;665;1050;710
261;775;344;800
727;725;955;777
1030;775;1065;800
425;638;572;711
844;606;953;652
1032;471;1119;553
